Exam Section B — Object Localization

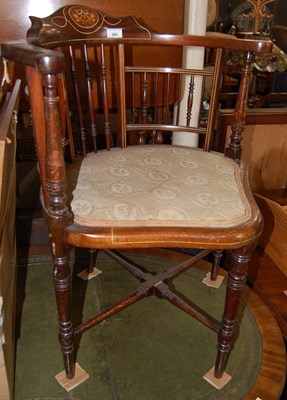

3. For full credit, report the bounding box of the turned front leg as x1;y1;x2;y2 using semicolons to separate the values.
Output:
214;247;250;378
53;255;75;379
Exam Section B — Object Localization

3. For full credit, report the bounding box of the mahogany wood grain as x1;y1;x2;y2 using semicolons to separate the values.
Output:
0;0;185;115
24;66;48;207
0;0;184;42
216;108;287;192
216;107;287;153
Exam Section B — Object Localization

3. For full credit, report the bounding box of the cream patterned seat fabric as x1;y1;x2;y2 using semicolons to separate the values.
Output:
70;145;252;228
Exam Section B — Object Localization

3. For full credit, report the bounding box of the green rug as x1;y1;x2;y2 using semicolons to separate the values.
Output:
15;252;262;400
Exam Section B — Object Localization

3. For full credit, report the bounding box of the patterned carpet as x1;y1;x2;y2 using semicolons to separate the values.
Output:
15;251;262;400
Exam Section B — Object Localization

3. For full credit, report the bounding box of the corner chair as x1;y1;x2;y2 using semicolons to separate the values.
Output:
0;4;273;390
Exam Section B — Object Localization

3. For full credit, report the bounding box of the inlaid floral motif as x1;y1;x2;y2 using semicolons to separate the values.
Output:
69;7;99;28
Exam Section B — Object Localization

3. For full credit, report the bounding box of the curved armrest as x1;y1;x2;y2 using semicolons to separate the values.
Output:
1;40;64;74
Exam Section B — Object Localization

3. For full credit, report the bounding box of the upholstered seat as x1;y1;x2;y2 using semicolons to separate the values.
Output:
70;145;251;228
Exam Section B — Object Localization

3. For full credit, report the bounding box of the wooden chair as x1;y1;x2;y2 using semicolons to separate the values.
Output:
1;5;272;388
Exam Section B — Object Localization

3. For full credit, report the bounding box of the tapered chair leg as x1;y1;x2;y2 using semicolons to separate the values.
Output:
87;248;98;273
211;250;223;281
214;247;250;378
53;255;75;379
202;250;225;288
77;248;102;280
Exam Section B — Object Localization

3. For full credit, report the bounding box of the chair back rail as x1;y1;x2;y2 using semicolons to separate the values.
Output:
0;7;273;210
